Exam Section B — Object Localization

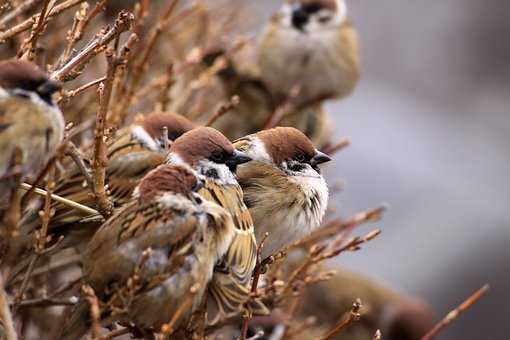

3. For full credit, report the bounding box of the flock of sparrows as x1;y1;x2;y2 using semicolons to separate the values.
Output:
0;0;433;339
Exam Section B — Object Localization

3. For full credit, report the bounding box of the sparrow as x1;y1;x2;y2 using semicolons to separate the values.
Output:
5;112;194;280
201;45;332;148
258;0;360;107
167;127;267;324
61;164;235;338
234;127;331;259
0;59;63;211
297;266;434;340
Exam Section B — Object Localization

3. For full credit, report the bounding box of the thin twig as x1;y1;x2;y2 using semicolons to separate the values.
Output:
0;273;18;340
19;182;99;215
51;10;134;81
421;284;490;340
0;0;86;43
318;299;362;340
206;95;240;127
16;296;78;308
65;142;93;190
83;285;102;338
322;137;350;155
263;86;300;129
0;0;38;29
158;283;200;338
18;0;52;59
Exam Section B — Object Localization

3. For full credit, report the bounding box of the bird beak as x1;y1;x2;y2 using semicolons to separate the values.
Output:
310;150;332;167
37;79;62;97
225;150;252;172
193;176;206;192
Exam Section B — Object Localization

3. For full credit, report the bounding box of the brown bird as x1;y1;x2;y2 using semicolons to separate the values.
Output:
167;127;267;324
258;0;360;107
22;112;194;241
296;266;434;340
61;164;234;338
234;127;331;259
0;60;63;212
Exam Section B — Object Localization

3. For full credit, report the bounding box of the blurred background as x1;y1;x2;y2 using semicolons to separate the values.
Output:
249;1;509;339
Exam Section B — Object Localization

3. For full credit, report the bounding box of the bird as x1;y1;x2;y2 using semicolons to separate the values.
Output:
4;112;194;282
234;126;331;259
258;0;360;108
166;127;267;324
0;59;63;215
60;164;235;338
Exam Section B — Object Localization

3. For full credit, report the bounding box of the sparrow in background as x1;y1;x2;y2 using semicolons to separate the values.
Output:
258;0;360;107
234;127;331;259
61;164;235;339
167;127;267;324
0;59;63;211
296;266;434;340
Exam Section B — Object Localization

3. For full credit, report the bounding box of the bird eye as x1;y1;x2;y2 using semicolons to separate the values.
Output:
295;153;306;162
210;151;225;163
318;15;331;23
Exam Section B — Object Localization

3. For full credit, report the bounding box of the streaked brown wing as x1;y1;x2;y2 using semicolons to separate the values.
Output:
199;180;263;322
84;199;198;294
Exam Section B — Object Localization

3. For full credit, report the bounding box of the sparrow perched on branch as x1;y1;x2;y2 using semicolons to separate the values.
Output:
234;127;331;259
167;127;267;323
5;113;195;280
258;0;360;107
0;60;63;209
61;164;235;338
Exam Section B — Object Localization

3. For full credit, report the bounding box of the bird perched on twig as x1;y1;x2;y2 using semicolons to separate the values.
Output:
60;164;235;339
166;127;268;324
258;0;360;107
234;127;331;259
0;60;63;215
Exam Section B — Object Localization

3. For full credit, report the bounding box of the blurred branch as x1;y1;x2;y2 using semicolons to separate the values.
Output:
0;0;85;43
421;284;490;340
0;0;38;29
206;95;239;127
0;273;17;340
318;299;362;340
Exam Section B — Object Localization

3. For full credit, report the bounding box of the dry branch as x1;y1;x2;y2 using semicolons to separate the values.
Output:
421;284;490;340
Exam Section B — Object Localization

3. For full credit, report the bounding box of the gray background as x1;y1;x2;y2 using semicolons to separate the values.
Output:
250;1;510;339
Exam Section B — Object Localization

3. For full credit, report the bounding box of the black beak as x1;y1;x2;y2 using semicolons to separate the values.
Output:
225;150;252;172
37;79;62;97
291;6;309;31
310;150;331;167
193;176;206;192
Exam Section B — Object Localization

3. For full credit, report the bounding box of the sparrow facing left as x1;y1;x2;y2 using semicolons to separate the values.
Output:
167;127;267;323
61;164;234;338
0;59;63;209
258;0;360;107
234;127;331;259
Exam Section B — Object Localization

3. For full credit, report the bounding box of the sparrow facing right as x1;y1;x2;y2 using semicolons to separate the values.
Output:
0;60;63;209
167;127;267;323
234;127;331;259
61;164;234;338
258;0;360;107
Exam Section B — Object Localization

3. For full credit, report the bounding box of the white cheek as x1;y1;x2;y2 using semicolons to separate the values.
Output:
242;138;271;163
132;125;160;151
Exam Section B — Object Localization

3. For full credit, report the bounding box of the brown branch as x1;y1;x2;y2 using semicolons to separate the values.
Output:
0;273;17;340
421;284;490;340
16;296;78;308
92;327;130;340
51;10;134;81
206;95;240;127
263;86;300;129
0;0;85;43
18;0;52;60
83;285;101;338
65;142;93;189
117;0;180;116
318;299;362;340
158;283;200;338
0;0;38;29
58;76;106;104
321;137;350;155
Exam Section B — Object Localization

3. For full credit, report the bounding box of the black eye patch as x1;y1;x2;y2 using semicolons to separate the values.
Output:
303;4;323;14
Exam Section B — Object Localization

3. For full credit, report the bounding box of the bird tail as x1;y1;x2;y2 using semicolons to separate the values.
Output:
58;300;91;340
